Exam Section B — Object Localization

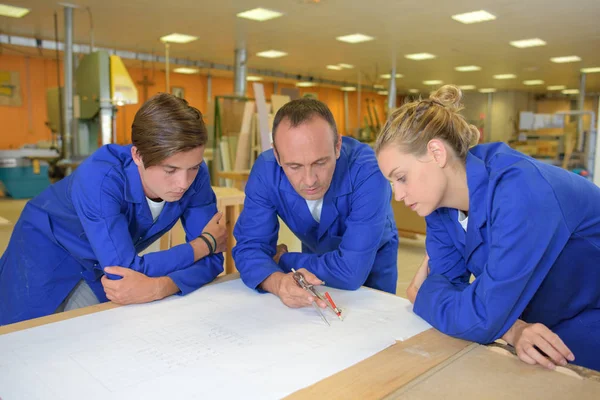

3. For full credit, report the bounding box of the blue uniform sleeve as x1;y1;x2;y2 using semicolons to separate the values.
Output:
166;178;224;295
277;167;392;291
71;171;194;279
232;161;283;290
414;164;571;343
425;212;471;290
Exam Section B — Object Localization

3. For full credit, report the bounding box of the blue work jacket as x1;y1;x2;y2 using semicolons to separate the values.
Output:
232;137;399;294
414;142;600;370
0;144;223;325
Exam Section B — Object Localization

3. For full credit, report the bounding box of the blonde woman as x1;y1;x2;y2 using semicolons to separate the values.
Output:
376;85;600;371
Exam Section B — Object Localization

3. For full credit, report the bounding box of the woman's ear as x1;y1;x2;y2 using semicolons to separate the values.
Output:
427;139;449;168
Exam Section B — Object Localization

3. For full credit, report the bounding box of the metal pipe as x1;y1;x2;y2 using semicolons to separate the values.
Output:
1;33;389;92
207;73;212;105
233;47;247;96
387;67;397;116
63;5;74;161
577;73;587;151
53;12;65;157
357;71;361;137
165;42;170;93
486;92;493;143
343;91;349;136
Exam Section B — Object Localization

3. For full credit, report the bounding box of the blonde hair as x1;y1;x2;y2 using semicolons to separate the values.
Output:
374;85;480;160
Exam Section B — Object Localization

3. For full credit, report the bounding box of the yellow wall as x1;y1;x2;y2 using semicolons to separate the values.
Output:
1;53;390;149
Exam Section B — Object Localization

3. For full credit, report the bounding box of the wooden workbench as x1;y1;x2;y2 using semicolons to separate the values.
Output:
2;274;598;399
160;185;245;274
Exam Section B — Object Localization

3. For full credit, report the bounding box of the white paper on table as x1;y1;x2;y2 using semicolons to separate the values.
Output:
0;280;430;400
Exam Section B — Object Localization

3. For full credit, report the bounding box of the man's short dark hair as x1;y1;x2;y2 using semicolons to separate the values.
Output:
272;98;338;147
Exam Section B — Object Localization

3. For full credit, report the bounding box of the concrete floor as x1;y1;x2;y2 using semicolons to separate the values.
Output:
0;198;424;299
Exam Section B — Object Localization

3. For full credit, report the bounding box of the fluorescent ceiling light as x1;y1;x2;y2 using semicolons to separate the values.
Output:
523;80;544;85
423;80;443;85
581;67;600;73
326;65;343;70
405;53;436;61
173;67;199;74
160;33;198;43
296;82;317;87
547;85;566;91
550;56;581;63
373;84;385;89
341;86;357;91
494;74;517;79
455;65;481;72
562;89;579;94
452;10;496;24
336;33;374;44
236;8;283;21
377;90;389;95
408;89;419;94
0;4;29;18
459;85;476;90
510;38;546;48
479;88;497;93
246;76;263;81
380;73;404;79
338;63;354;69
257;50;288;58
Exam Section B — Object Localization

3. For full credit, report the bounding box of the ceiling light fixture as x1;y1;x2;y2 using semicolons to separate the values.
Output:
0;4;30;18
173;67;200;74
581;67;600;73
405;53;436;61
336;33;374;43
160;33;198;43
455;65;481;72
523;80;544;85
380;73;404;79
493;74;517;79
236;8;283;21
296;82;317;87
510;38;546;48
550;56;581;63
452;10;496;24
257;50;288;58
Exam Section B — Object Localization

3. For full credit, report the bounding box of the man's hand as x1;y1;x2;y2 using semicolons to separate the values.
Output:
260;269;327;309
273;244;288;264
407;254;429;303
202;211;227;253
502;319;575;370
101;266;179;305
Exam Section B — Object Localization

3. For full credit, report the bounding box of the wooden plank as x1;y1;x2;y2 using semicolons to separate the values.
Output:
286;329;471;400
234;101;255;171
386;344;600;400
253;82;272;152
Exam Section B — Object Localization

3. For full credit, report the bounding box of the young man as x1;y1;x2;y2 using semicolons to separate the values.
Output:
0;93;226;325
233;98;398;309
